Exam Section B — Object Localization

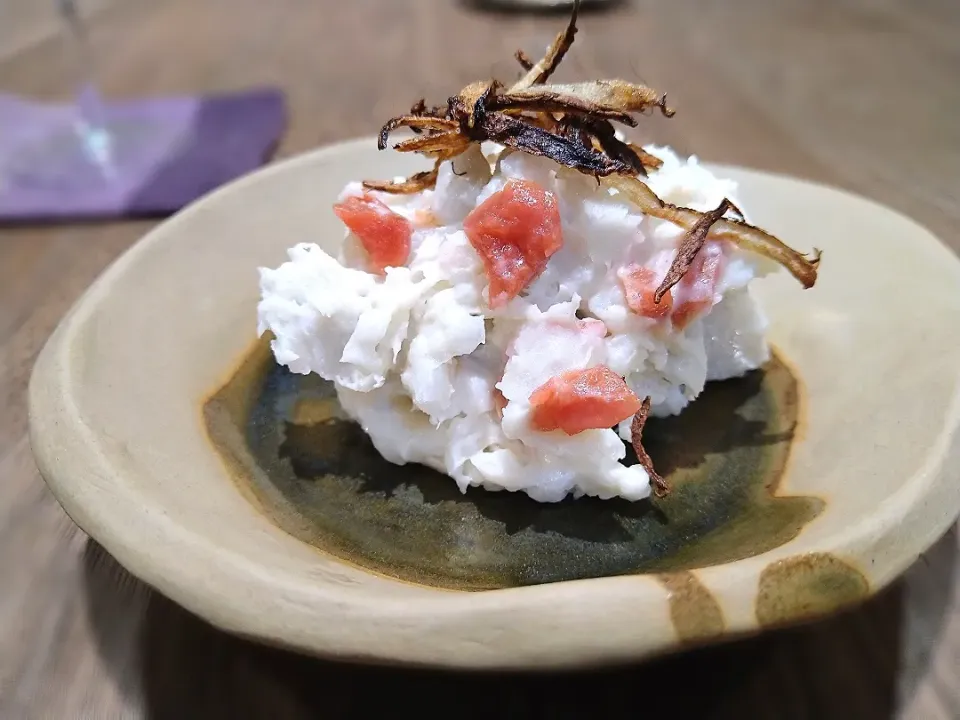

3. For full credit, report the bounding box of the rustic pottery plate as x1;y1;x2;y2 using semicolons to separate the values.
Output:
29;138;960;670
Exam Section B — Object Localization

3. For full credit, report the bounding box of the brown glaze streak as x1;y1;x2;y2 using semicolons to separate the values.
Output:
203;337;825;591
755;553;870;627
200;337;276;516
655;572;725;642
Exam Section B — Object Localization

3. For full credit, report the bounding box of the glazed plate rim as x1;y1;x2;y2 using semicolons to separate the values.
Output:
28;137;960;669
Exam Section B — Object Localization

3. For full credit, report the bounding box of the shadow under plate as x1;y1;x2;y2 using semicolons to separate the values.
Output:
204;339;824;591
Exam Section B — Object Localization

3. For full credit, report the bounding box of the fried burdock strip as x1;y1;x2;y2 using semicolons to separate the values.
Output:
554;116;593;150
606;174;821;289
627;142;664;171
580;117;661;176
654;198;735;302
370;0;664;188
514;49;535;72
407;100;428;133
362;138;474;194
365;0;820;290
510;0;580;91
631;398;669;498
480;113;632;176
449;79;503;129
493;89;639;127
548;114;663;177
362;168;439;195
373;12;674;189
392;131;471;155
587;122;646;174
498;80;674;121
377;116;458;150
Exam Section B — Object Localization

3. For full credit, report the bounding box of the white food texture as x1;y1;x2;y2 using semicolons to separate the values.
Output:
257;144;774;503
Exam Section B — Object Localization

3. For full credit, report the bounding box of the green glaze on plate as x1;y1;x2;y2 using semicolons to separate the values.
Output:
204;337;824;591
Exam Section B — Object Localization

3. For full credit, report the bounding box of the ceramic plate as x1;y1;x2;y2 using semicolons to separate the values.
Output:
29;138;960;670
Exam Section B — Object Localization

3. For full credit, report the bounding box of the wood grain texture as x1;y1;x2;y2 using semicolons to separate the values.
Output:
1;0;958;717
0;0;121;63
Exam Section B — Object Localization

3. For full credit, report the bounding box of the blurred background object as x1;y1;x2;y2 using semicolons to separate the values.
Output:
0;0;285;222
468;0;620;10
0;0;113;61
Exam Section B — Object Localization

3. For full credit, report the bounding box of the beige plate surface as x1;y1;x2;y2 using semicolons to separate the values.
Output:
28;138;960;670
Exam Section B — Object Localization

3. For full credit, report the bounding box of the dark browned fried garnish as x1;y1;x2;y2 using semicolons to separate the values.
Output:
449;80;502;129
552;117;664;178
722;198;744;220
481;112;632;177
584;118;657;176
627;142;664;171
510;0;580;91
494;88;639;127
555;116;594;151
655;94;676;118
362;168;439;195
606;175;821;289
363;0;820;296
655;198;734;302
393;130;471;156
368;1;673;191
631;398;669;498
514;49;534;71
502;80;673;120
405;100;448;136
377;115;458;150
408;99;428;133
409;99;446;120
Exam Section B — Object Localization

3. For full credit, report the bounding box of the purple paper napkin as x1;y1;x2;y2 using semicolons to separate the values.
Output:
0;87;286;222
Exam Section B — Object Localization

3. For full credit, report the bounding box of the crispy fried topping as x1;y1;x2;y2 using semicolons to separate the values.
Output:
364;0;819;299
655;199;735;303
362;168;439;195
510;0;579;90
606;175;821;289
631;398;669;498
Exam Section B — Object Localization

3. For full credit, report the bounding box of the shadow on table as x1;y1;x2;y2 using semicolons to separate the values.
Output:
82;524;957;720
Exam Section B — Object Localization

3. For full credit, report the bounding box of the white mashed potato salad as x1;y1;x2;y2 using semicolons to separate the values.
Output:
256;1;819;504
259;145;781;502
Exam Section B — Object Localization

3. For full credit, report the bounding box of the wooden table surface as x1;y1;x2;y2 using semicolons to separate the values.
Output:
2;0;959;717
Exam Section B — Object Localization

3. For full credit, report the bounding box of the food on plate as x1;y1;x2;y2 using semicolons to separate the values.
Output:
256;0;820;502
